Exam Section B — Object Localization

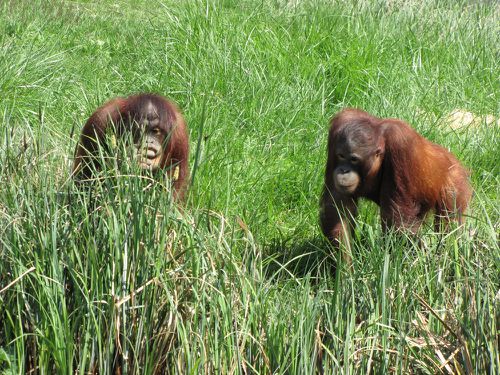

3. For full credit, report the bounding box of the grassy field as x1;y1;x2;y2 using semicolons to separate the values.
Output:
0;0;498;373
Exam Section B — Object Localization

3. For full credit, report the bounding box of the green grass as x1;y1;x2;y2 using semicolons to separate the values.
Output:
0;0;498;373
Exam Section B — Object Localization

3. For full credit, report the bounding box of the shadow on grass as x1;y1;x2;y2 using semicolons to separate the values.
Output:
263;236;338;281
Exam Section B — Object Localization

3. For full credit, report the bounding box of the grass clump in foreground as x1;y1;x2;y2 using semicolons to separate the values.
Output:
0;0;498;373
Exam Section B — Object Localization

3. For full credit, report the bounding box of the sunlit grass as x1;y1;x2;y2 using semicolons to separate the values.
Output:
0;0;498;373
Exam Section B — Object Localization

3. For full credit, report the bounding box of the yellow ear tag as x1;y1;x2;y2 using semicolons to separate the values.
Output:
172;166;180;181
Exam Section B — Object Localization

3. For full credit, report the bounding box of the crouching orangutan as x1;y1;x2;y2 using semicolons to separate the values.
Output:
320;108;472;263
72;93;189;200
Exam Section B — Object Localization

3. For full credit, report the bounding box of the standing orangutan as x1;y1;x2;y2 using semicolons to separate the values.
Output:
73;93;189;200
320;108;472;262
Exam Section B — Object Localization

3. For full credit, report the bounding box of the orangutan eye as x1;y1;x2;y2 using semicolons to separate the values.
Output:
350;156;360;164
337;153;345;160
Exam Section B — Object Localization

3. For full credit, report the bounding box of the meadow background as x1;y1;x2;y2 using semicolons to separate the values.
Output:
0;0;498;373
